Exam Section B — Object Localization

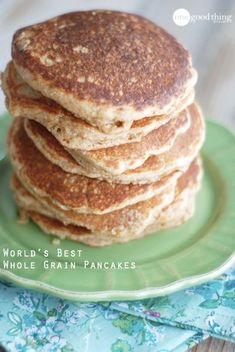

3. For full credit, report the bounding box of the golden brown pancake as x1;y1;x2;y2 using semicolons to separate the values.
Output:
26;188;196;246
12;174;176;237
12;10;197;132
23;187;196;246
2;62;195;149
23;103;204;184
24;107;190;175
11;158;202;245
8;118;181;214
63;109;190;174
25;211;92;238
92;103;204;183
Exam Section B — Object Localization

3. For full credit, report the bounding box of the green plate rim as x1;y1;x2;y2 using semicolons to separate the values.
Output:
0;253;234;301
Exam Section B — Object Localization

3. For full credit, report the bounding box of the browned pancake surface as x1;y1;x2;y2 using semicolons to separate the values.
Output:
12;11;194;113
11;158;200;237
3;61;192;148
8;118;179;213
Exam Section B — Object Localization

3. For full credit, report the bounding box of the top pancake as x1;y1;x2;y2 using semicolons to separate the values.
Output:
2;61;194;149
12;10;197;132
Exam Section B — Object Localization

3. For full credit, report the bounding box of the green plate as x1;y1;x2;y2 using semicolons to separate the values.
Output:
0;114;234;301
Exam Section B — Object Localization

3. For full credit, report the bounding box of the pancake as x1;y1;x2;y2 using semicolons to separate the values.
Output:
11;158;202;245
24;103;204;184
18;188;195;246
25;107;190;175
63;108;190;174
2;61;195;149
8;118;181;214
80;103;205;183
144;157;202;234
12;174;176;237
12;10;197;132
22;211;92;240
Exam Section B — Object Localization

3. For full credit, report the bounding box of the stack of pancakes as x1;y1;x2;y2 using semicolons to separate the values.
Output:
2;11;205;246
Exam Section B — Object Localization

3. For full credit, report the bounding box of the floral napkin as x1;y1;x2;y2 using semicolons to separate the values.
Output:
0;268;234;352
111;267;235;343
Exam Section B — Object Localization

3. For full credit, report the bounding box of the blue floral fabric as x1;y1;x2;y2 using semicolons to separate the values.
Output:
0;268;234;352
111;268;235;343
